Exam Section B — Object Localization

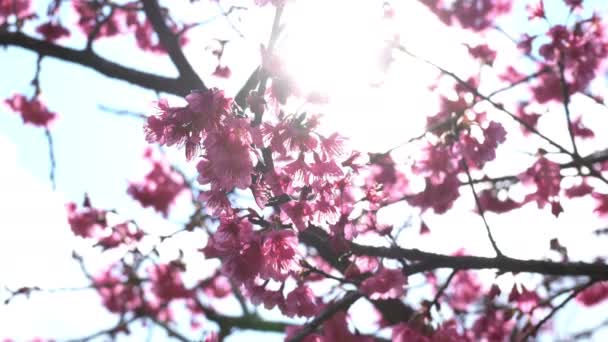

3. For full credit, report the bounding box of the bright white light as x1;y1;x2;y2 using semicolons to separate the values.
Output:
279;0;466;152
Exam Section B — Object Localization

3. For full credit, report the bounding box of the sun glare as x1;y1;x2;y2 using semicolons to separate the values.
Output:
279;0;462;152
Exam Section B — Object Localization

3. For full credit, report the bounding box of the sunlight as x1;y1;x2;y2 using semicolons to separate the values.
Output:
279;0;461;152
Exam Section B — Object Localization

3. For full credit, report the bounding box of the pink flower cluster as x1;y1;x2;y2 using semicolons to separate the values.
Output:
4;94;56;127
127;149;187;217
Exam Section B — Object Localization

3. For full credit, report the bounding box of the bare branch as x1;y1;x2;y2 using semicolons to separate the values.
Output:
142;0;204;91
0;31;192;96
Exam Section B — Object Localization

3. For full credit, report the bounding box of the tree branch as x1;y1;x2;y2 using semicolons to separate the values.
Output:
0;31;192;96
142;0;204;91
286;291;362;342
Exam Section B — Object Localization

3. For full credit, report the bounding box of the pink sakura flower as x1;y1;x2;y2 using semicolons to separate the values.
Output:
360;268;406;300
534;19;608;102
576;282;608;306
145;88;232;160
564;180;593;198
515;103;541;135
222;237;263;284
458;121;507;169
407;173;460;214
392;323;430;342
478;189;522;214
149;263;191;302
470;309;514;341
97;222;144;250
565;0;583;9
466;43;497;65
592;193;608;216
520;156;562;213
260;229;299;281
199;273;231;298
5;94;57;127
421;0;511;31
93;266;143;314
508;284;540;313
127;151;187;217
319;133;345;158
526;1;545;20
73;1;122;38
0;0;30;20
202;216;254;259
282;199;313;232
447;271;482;311
518;34;536;55
284;286;319;317
243;282;285;310
66;202;106;238
570;116;594;139
35;22;70;41
310;153;344;180
197;119;253;190
212;65;232;78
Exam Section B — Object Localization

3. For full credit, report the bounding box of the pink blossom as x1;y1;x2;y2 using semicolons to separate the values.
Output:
260;229;298;281
467;43;497;65
520;156;562;212
284;286;319;317
35;22;70;41
97;222;144;250
360;268;406;300
478;189;522;213
73;1;121;38
576;282;608;306
470;309;514;341
93;266;143;314
570;116;594;139
197;119;253;190
149;263;191;302
128;151;187;217
448;271;482;310
5;94;56;127
66;202;106;238
0;0;30;20
145;88;232;160
212;65;232;78
407;173;460;214
392;323;430;342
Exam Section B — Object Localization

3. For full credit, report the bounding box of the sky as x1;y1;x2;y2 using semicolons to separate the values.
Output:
1;0;608;341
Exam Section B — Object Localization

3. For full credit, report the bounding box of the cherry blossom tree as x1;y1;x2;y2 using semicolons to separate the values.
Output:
2;0;608;341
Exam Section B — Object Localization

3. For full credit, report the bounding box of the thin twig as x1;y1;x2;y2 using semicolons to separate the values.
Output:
44;127;56;190
461;159;503;257
520;280;596;340
427;270;458;314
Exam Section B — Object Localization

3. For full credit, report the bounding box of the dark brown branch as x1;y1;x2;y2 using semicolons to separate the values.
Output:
142;0;204;91
301;225;608;279
0;31;192;96
350;242;608;279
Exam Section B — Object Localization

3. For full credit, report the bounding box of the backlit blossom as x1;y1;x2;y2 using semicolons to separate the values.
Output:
260;229;298;281
360;268;406;300
5;94;56;127
127;150;187;217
